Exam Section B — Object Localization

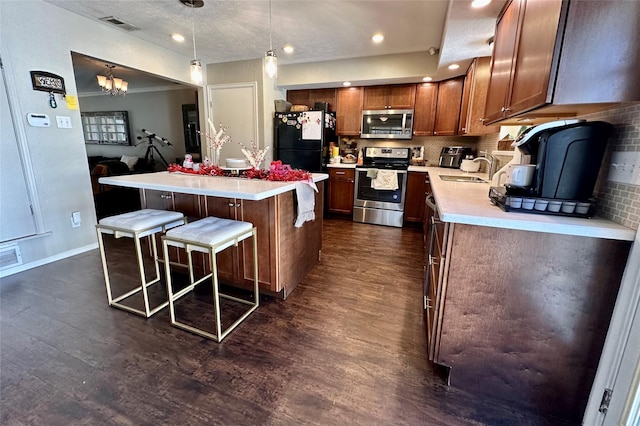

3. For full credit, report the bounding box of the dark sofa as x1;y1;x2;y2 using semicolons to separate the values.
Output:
88;156;152;219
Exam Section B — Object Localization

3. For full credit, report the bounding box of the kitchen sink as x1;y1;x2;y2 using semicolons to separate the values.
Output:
439;175;487;183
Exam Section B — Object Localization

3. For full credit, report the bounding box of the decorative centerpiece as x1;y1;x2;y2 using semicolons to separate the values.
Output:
239;141;269;170
197;119;231;167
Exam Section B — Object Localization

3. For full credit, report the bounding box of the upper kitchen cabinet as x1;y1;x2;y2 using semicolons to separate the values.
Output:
413;82;438;136
433;77;464;136
363;84;416;110
286;89;337;111
485;0;640;124
336;87;363;136
458;57;500;135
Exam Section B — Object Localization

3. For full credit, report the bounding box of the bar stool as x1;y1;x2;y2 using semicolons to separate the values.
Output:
162;216;259;342
96;209;187;317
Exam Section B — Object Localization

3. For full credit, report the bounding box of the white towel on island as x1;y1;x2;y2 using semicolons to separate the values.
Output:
294;180;318;228
371;169;399;190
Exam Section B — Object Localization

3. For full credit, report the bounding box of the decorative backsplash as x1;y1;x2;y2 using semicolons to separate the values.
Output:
584;103;640;230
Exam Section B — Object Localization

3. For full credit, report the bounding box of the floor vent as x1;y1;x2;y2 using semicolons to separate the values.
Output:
98;16;140;32
0;244;23;270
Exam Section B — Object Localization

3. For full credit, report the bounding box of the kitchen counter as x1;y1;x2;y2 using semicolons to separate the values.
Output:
425;166;635;241
99;171;326;298
99;171;328;201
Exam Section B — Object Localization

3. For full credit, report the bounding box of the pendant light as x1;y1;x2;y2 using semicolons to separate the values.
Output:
265;0;277;79
181;0;204;84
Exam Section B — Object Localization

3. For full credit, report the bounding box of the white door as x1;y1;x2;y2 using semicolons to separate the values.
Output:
0;60;37;242
207;82;259;164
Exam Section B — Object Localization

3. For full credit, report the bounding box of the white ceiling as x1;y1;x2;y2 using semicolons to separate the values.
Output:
45;0;506;94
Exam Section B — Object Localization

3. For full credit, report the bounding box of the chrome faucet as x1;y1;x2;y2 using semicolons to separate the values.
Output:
472;152;497;180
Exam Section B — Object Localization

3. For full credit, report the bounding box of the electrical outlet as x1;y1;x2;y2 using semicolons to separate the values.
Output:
608;151;640;185
71;211;81;228
56;115;72;129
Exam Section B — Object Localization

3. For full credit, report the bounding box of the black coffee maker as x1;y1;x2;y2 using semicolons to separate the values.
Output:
513;119;613;200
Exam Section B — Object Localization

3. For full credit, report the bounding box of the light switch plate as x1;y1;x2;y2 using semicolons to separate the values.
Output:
56;116;72;129
608;151;640;185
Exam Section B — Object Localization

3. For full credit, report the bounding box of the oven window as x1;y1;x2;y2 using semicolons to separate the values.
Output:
355;170;405;203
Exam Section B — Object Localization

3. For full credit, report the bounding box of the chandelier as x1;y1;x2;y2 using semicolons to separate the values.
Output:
96;64;128;96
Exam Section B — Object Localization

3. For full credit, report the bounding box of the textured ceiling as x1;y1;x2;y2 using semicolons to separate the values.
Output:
44;0;506;93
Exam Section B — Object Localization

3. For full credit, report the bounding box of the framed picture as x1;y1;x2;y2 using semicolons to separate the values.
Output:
81;111;131;145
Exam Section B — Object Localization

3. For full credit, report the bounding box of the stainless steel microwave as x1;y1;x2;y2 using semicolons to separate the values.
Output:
361;109;414;139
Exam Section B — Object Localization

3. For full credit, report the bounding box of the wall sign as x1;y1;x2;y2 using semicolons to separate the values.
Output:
30;71;66;95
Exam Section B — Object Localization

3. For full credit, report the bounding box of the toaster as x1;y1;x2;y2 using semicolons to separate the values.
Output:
439;146;473;168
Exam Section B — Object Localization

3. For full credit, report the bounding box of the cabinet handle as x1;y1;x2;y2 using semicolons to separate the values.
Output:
504;107;511;112
336;171;346;175
228;202;235;207
160;194;172;200
461;127;466;131
235;203;241;208
479;118;486;123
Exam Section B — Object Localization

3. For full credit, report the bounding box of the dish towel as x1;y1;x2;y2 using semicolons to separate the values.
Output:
371;170;399;190
294;180;318;228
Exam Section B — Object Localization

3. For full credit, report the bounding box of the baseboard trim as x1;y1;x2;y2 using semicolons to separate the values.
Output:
0;243;98;279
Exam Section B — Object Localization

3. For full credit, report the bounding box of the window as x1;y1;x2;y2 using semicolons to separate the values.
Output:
81;111;131;145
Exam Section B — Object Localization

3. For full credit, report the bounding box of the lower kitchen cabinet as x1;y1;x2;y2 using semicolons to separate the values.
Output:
327;168;355;214
404;171;431;223
426;222;631;421
139;183;325;297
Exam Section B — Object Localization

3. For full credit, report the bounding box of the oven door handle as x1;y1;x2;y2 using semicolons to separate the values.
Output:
357;168;408;174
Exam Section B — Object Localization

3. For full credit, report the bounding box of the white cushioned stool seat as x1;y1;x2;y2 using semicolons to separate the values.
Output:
96;209;187;318
99;209;186;239
165;217;253;253
162;216;259;342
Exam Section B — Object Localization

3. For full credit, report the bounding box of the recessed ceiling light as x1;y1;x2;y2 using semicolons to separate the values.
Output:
171;34;185;42
422;77;433;82
471;0;491;8
448;64;460;70
372;34;384;43
343;81;352;87
283;45;294;54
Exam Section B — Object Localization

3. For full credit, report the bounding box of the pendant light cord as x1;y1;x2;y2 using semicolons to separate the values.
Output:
269;0;273;50
191;1;197;59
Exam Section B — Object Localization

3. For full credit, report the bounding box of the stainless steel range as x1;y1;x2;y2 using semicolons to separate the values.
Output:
353;147;410;227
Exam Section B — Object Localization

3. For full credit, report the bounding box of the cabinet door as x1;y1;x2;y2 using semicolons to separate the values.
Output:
286;89;310;108
404;172;429;223
413;82;438;136
387;84;416;109
508;0;563;115
239;198;276;290
327;168;355;214
433;77;464;136
460;57;501;135
484;0;522;123
309;88;337;112
362;86;388;110
336;87;363;136
204;196;239;282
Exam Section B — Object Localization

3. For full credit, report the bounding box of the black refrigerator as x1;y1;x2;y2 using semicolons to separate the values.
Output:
274;111;337;172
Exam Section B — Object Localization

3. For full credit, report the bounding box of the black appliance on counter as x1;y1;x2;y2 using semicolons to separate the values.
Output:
353;147;410;228
274;110;336;172
489;119;613;217
438;146;473;168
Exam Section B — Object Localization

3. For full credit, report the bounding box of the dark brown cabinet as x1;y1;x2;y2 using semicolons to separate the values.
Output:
327;168;355;214
433;77;464;136
287;88;337;111
458;57;500;135
413;82;438;136
363;84;415;110
404;171;431;223
484;0;640;124
336;87;363;136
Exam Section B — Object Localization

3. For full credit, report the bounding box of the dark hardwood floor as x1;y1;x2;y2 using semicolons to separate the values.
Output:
0;217;577;425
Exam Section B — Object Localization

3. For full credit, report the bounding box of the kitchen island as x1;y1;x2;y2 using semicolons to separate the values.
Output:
416;166;634;421
99;171;328;298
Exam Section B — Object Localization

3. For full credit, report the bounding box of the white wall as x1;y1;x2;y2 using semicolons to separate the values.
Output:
80;88;197;165
0;0;197;275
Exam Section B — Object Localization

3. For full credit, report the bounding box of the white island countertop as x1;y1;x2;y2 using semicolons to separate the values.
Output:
426;167;635;241
99;171;329;201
